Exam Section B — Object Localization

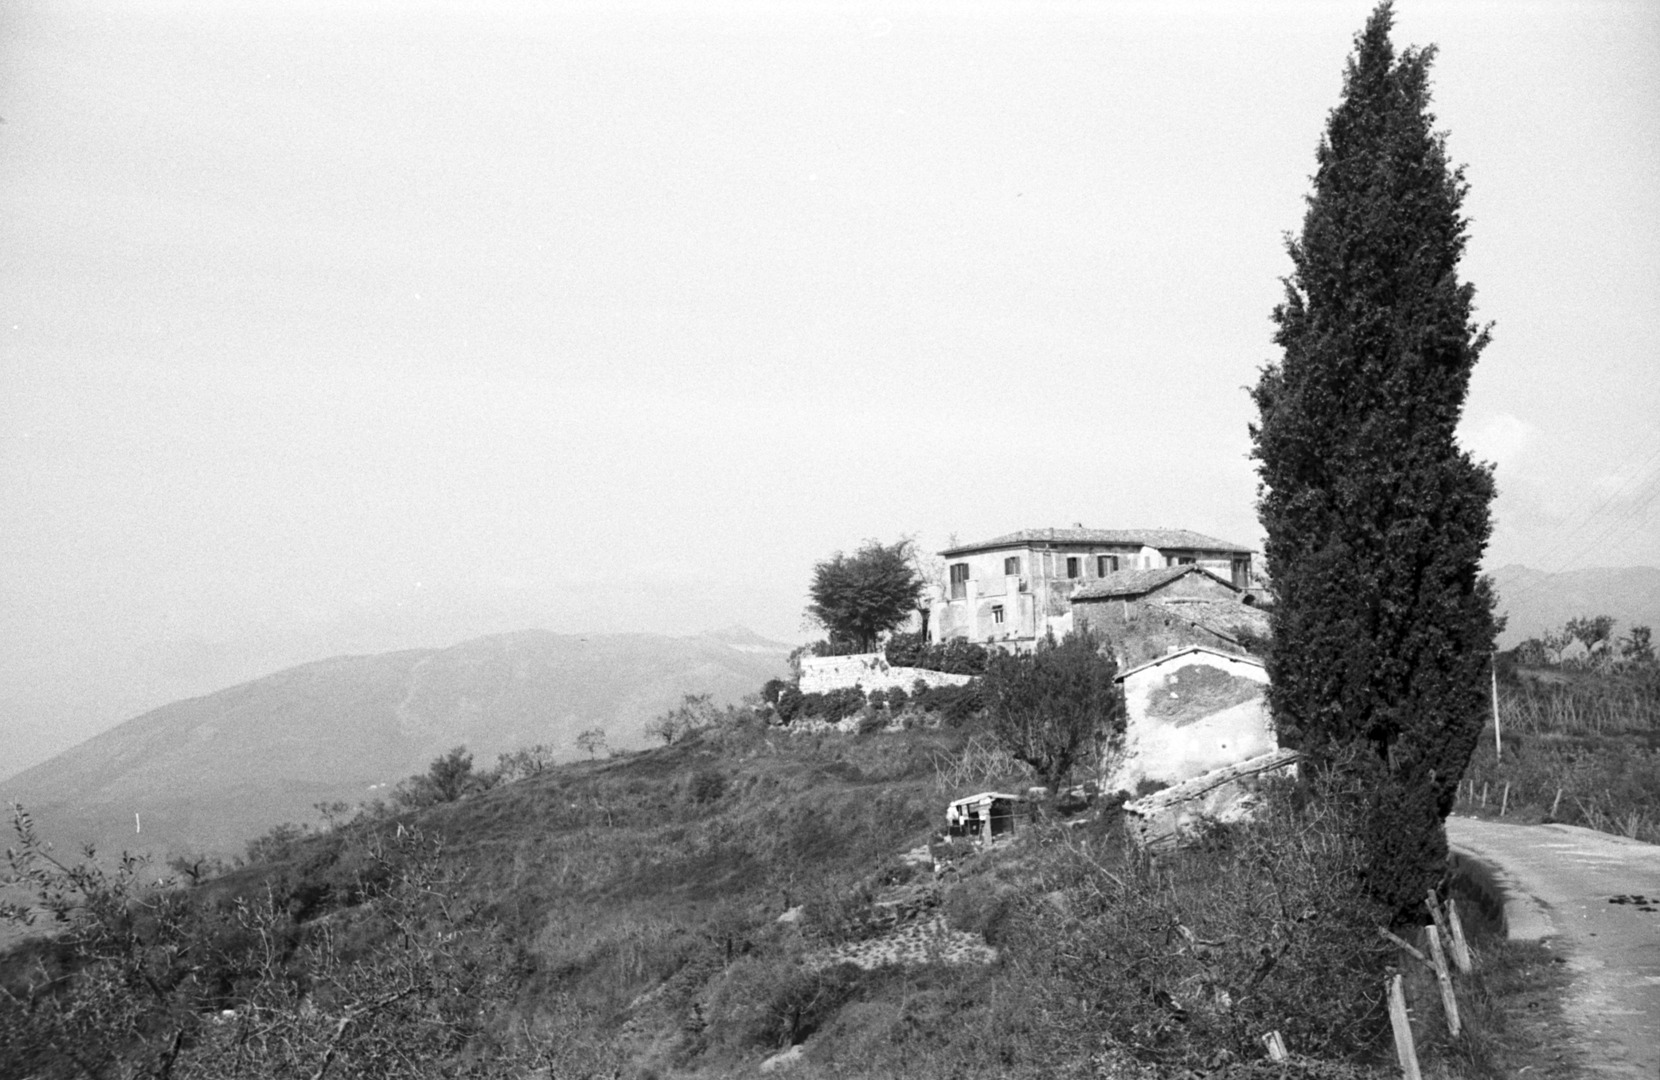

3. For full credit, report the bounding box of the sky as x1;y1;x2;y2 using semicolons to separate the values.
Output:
2;0;1657;775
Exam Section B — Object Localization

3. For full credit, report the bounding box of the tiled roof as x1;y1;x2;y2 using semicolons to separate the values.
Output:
940;527;1253;558
1069;564;1238;601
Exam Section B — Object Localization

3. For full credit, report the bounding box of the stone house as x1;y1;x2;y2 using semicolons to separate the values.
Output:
1106;645;1276;795
1070;564;1269;669
926;527;1254;649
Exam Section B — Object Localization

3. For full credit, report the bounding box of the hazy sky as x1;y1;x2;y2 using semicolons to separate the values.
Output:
3;1;1657;773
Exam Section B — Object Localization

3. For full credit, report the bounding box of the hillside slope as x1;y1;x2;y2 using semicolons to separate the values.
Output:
2;628;790;859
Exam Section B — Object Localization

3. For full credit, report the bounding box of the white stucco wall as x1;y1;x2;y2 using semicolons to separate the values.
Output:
798;653;975;694
1107;647;1276;793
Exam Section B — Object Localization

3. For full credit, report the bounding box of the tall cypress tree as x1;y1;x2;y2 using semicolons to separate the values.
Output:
1250;2;1497;919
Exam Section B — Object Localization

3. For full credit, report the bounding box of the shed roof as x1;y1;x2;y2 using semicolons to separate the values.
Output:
1069;564;1239;601
940;527;1252;558
946;791;1027;810
1113;644;1266;683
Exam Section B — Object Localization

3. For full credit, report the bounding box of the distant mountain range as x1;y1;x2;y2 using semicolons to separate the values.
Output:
2;627;792;861
1488;565;1660;648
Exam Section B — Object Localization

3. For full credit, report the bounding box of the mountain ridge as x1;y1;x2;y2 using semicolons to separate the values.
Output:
1489;564;1660;647
3;627;792;859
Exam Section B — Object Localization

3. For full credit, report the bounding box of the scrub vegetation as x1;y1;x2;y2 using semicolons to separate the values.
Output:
2;691;1549;1079
1458;619;1660;843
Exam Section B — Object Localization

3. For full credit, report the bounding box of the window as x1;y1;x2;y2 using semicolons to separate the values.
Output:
991;605;1005;624
1097;555;1119;576
1066;557;1080;579
949;563;969;599
1003;556;1021;576
1166;555;1197;567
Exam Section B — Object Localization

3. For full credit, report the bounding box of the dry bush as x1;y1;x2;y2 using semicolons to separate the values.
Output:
931;733;1037;795
1004;775;1393;1070
1;809;545;1079
701;955;865;1053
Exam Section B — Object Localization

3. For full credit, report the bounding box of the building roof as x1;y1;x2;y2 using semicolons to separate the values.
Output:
1069;564;1239;601
946;791;1027;810
1114;644;1266;683
940;527;1253;558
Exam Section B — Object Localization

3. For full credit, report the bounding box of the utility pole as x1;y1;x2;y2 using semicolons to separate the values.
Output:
1490;652;1501;764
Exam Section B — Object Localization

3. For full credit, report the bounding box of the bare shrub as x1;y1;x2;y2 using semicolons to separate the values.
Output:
1006;772;1393;1068
496;742;558;781
931;733;1036;794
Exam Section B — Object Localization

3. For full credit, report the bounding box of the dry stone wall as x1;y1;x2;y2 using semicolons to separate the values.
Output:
798;653;974;694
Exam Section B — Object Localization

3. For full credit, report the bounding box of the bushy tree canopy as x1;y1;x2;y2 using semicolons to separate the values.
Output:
395;745;492;808
1250;2;1497;918
806;539;924;652
984;629;1123;792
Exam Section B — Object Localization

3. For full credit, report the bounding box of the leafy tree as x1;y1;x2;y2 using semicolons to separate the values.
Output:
1512;637;1549;668
427;745;479;801
496;742;558;781
805;538;923;652
1620;625;1655;666
645;692;720;745
576;726;609;758
1542;626;1574;666
1249;3;1497;918
983;629;1122;792
1565;614;1616;660
394;745;489;808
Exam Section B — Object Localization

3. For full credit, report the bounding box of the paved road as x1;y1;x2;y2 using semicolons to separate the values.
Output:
1447;815;1660;1078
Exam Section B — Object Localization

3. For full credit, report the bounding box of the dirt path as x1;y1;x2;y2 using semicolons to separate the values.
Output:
1446;815;1660;1078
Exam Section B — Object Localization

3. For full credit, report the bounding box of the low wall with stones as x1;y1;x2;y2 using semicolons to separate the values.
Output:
798;653;974;695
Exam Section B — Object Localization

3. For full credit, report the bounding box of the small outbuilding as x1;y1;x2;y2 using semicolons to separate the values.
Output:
1107;645;1276;795
945;791;1030;845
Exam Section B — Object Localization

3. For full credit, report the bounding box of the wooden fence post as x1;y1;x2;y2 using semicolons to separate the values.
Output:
1378;927;1434;971
1444;898;1474;974
1423;920;1461;1037
1388;974;1422;1080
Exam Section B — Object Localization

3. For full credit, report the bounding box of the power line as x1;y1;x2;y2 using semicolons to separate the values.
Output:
1505;441;1660;584
1494;441;1660;609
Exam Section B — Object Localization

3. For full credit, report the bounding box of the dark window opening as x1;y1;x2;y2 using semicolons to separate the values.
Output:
1097;555;1119;576
1066;557;1080;579
949;563;969;600
1004;556;1021;576
991;605;1005;624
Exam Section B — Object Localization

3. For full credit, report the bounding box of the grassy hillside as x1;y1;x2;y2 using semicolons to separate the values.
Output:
7;682;1579;1078
11;696;1498;1080
1;629;790;861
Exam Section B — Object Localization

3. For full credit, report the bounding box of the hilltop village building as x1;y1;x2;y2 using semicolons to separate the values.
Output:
1070;564;1269;669
926;527;1255;649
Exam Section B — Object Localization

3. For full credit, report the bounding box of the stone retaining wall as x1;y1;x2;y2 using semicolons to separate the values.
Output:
798;653;974;694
